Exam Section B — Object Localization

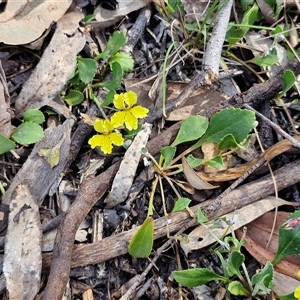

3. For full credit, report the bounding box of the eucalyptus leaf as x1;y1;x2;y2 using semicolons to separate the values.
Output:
172;116;208;147
173;268;229;287
0;134;16;155
128;217;154;258
11;123;44;145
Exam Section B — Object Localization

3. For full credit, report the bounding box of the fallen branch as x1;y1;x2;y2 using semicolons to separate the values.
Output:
42;159;300;271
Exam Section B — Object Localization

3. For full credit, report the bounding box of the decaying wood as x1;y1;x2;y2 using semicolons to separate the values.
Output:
42;159;300;271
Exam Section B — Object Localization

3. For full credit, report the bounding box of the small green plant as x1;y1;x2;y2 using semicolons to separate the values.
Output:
173;210;300;299
128;108;256;258
63;31;134;108
0;108;45;155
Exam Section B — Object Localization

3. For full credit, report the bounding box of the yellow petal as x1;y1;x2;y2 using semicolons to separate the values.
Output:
100;135;114;154
124;90;137;108
94;119;104;133
125;111;138;131
130;106;149;119
109;132;124;146
113;93;126;110
88;135;104;149
111;111;126;127
294;286;300;299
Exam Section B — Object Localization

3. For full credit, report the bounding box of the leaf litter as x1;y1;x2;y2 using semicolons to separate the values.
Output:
0;1;300;299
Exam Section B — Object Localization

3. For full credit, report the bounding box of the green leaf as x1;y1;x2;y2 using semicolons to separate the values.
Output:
197;208;209;223
186;154;203;168
161;146;176;167
273;210;300;265
200;108;255;144
280;69;296;97
77;57;97;84
128;217;154;258
172;197;191;213
172;268;228;287
11;122;44;145
23;109;45;124
103;61;123;90
0;134;16;155
172;116;208;147
96;31;127;59
251;261;274;296
227;250;244;276
226;4;261;47
82;14;95;22
109;52;134;72
102;89;116;106
252;48;279;66
228;281;250;296
218;134;239;150
207;156;224;168
63;90;84;106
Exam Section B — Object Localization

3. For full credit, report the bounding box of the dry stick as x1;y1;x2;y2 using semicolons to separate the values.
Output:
42;159;300;271
119;220;195;300
244;103;300;149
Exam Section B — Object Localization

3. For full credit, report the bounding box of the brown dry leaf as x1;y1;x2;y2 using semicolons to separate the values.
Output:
198;137;299;182
182;157;218;190
0;62;11;137
180;197;289;255
14;9;86;117
235;211;300;280
3;184;42;299
273;271;300;295
104;123;152;208
0;0;72;45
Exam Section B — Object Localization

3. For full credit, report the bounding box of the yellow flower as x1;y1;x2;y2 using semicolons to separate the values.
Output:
88;119;124;154
111;90;149;130
295;286;300;299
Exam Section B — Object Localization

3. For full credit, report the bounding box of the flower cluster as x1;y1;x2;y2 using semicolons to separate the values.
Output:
88;91;148;154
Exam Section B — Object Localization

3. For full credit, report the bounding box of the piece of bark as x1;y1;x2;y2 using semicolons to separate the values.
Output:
42;159;300;270
1;119;74;205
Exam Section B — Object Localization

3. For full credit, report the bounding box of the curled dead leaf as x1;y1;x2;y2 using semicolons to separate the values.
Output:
182;157;218;190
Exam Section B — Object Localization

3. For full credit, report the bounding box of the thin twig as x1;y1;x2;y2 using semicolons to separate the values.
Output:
244;104;300;149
